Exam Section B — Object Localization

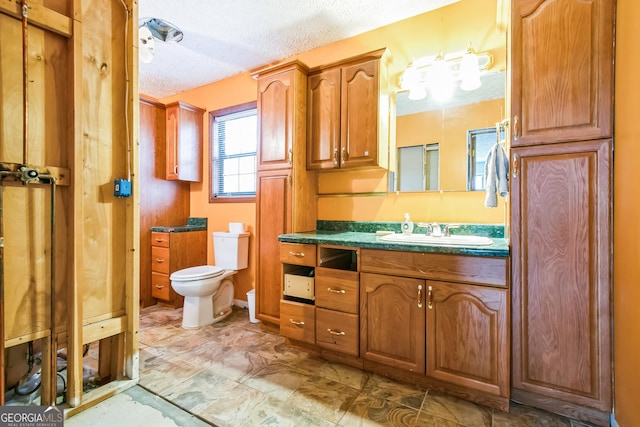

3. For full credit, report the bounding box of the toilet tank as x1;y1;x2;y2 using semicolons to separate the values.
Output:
213;232;250;270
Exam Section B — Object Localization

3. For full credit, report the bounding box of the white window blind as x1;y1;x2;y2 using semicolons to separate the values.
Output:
212;108;257;198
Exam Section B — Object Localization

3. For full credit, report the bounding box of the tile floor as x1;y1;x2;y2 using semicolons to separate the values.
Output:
138;304;597;427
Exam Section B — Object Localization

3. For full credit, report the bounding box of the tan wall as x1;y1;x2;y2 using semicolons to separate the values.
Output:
613;0;640;424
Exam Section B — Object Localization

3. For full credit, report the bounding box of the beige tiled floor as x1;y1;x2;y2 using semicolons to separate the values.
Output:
138;304;597;427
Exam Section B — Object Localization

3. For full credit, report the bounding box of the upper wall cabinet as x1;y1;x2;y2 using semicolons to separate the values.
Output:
256;61;309;171
510;0;613;147
307;48;393;170
165;101;206;182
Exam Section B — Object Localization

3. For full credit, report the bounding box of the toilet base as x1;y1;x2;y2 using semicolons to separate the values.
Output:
180;278;234;329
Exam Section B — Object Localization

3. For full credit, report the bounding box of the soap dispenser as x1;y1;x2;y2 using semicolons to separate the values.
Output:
401;213;414;234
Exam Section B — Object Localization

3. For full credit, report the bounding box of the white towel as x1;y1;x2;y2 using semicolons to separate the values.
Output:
484;143;509;208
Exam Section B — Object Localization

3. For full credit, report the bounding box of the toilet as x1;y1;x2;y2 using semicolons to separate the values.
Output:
170;231;249;329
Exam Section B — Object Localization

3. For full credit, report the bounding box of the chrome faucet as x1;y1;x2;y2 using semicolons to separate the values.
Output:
416;222;433;236
431;222;442;237
444;224;461;237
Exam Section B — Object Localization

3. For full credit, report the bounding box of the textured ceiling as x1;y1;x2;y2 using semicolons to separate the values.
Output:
138;0;460;99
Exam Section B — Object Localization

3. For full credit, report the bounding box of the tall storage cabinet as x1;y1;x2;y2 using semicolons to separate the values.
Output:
510;0;614;424
254;61;317;326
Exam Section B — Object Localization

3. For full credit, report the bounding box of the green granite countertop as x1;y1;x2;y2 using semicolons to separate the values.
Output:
278;221;509;257
151;217;207;233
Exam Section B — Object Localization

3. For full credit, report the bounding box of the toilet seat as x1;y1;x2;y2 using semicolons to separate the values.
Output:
170;265;224;281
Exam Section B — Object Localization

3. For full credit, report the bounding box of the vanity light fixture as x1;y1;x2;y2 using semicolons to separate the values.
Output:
400;44;493;101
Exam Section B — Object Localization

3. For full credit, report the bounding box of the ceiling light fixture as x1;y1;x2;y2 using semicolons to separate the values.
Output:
139;17;184;43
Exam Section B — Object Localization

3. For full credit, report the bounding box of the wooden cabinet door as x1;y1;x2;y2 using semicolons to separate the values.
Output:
307;68;341;170
360;272;425;373
165;102;204;182
257;63;307;172
256;170;292;324
341;58;380;168
426;281;509;399
510;0;613;146
510;140;612;412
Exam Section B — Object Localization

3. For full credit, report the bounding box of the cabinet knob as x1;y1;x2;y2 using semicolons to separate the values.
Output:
155;284;164;289
155;258;165;263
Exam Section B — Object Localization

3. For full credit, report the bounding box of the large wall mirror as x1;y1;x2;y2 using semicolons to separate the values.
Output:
395;70;506;192
391;0;508;193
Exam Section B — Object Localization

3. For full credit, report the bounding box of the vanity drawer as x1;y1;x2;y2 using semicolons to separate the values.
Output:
151;246;171;274
315;268;359;314
151;272;170;301
316;308;359;357
360;249;508;288
280;243;316;266
280;300;316;344
151;232;170;248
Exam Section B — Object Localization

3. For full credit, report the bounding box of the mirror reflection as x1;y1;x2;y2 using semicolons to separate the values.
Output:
395;70;506;192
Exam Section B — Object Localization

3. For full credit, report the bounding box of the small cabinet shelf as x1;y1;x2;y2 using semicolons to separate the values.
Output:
307;48;393;170
165;101;205;182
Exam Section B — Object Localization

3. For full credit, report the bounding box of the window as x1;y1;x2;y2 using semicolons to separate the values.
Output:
210;102;257;202
397;143;440;191
467;127;503;191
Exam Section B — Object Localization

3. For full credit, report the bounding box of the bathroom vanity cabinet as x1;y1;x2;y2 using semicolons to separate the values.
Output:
150;231;207;308
278;241;510;411
306;48;393;170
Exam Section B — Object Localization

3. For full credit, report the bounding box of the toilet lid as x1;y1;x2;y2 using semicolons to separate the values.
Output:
170;265;224;281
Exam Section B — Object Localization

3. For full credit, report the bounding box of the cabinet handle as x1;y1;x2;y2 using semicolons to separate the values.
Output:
417;284;423;308
327;328;345;336
512;154;518;179
513;115;519;141
341;147;347;163
289;318;304;326
427;285;433;310
288;148;293;164
174;164;178;176
155;258;165;263
327;287;346;294
155;238;165;243
288;251;305;257
155;284;164;289
333;148;338;166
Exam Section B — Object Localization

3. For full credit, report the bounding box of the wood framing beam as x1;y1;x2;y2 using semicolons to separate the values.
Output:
0;0;72;37
82;316;127;344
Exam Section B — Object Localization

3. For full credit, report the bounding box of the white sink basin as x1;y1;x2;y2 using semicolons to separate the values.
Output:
379;233;494;246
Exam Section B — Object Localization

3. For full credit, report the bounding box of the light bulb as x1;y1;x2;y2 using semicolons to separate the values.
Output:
428;56;453;102
460;49;481;91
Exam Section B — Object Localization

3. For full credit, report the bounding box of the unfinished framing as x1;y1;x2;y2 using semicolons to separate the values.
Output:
0;0;139;412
